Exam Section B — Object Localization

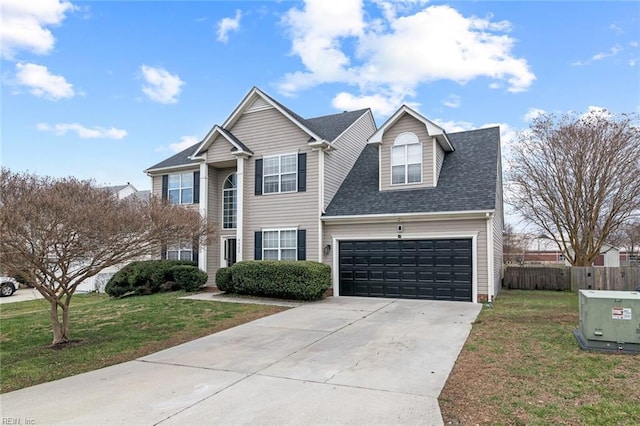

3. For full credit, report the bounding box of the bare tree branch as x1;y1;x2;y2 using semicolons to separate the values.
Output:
0;169;216;345
507;111;640;266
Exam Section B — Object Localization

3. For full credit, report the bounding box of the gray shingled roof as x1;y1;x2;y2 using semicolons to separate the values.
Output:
306;109;370;141
146;98;369;172
146;143;200;171
324;127;500;216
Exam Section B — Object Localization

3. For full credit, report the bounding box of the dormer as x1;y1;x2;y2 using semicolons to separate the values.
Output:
368;105;454;191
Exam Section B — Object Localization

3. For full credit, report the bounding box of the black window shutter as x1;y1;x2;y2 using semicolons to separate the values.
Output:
192;237;199;265
161;244;167;260
193;171;200;204
255;159;263;195
161;175;168;200
297;153;306;192
297;229;306;260
254;231;262;260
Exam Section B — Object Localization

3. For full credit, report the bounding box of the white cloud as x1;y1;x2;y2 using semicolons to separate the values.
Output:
279;1;535;115
332;91;413;117
169;135;199;153
140;65;184;104
592;44;621;61
15;62;74;100
216;9;242;43
37;122;127;139
1;0;75;59
610;22;623;34
524;108;546;122
442;94;461;108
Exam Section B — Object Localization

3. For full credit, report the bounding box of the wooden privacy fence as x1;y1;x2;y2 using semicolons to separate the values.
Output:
571;267;640;291
503;266;640;292
503;267;571;290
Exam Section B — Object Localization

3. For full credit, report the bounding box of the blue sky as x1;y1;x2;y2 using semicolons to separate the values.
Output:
2;0;639;197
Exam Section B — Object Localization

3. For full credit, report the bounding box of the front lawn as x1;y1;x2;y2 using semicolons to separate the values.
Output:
0;292;287;393
439;290;640;425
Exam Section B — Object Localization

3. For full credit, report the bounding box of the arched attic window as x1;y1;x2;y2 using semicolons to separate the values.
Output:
223;174;237;229
391;132;421;184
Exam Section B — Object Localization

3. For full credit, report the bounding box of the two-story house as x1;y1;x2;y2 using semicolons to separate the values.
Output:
145;87;503;303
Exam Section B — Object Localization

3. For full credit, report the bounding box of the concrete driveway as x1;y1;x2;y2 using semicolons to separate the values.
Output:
0;296;481;425
0;288;44;304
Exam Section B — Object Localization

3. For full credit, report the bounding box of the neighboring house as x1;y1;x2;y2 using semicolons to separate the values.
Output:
145;87;503;303
103;183;138;199
508;242;621;267
75;185;151;293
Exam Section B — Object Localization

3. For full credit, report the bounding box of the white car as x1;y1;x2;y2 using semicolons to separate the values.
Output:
0;277;18;297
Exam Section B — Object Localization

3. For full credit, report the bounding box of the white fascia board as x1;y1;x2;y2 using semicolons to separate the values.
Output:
224;87;323;142
192;125;252;158
321;210;495;224
368;105;450;149
144;162;203;175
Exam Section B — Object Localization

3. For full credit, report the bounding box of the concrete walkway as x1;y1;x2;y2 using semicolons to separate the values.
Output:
0;297;481;425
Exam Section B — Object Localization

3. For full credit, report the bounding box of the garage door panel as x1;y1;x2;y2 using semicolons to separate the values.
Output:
339;239;472;302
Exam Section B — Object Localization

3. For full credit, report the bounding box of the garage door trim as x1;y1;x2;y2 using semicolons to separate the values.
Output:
331;233;478;302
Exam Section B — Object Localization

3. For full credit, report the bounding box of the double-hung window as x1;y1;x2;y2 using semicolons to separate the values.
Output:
263;229;297;260
166;240;192;261
391;132;422;185
223;174;237;229
168;172;194;204
263;154;297;194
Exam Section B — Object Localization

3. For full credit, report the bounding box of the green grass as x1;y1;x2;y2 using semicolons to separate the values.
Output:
0;291;287;393
439;290;640;425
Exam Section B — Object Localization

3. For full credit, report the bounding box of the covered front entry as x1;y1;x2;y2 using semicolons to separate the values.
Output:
338;238;473;301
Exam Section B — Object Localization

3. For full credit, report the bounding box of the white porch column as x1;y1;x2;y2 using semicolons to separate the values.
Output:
236;156;245;261
198;163;208;272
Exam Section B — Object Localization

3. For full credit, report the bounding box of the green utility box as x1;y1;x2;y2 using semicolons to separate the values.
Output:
573;290;640;353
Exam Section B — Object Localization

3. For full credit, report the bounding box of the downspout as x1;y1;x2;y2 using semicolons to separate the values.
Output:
198;163;208;273
486;212;494;303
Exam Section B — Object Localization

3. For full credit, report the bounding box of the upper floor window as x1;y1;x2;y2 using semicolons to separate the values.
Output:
263;153;297;194
391;132;421;185
223;174;237;229
168;172;193;204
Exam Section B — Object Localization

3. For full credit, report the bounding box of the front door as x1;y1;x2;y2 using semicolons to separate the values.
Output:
223;238;237;267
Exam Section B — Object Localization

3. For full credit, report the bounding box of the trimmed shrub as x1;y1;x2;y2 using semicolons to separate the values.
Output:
228;260;331;301
215;267;233;292
172;265;208;291
105;260;202;297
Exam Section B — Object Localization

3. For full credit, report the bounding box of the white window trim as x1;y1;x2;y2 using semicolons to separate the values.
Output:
390;143;422;186
222;173;237;229
167;240;193;261
168;172;194;205
262;153;298;194
262;228;298;261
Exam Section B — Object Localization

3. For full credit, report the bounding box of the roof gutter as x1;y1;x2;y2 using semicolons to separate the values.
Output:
321;209;495;224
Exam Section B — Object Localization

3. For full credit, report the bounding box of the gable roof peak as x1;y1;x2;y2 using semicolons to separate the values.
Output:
368;104;454;152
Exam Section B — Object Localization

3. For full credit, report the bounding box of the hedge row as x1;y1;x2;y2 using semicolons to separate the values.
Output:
105;260;207;297
216;260;331;301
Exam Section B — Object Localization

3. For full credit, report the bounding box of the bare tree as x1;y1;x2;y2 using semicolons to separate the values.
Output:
610;220;640;264
503;224;526;264
0;169;214;345
507;111;640;266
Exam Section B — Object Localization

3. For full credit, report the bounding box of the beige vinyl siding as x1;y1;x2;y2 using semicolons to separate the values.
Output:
324;112;377;209
435;143;445;184
151;175;163;196
228;107;320;262
493;154;504;297
206;135;237;163
323;218;489;297
380;114;435;191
